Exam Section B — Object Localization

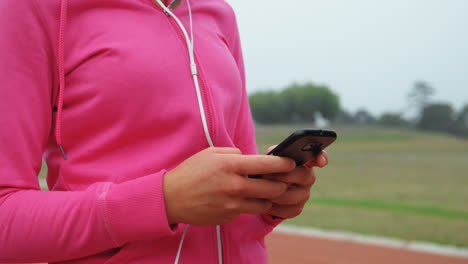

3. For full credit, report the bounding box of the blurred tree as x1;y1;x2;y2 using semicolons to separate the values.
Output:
378;112;409;127
249;91;286;123
354;109;376;125
407;81;435;120
280;82;340;123
249;82;340;124
418;103;454;132
333;109;356;125
453;103;468;138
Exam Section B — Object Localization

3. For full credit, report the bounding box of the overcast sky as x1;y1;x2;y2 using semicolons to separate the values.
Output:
226;0;468;116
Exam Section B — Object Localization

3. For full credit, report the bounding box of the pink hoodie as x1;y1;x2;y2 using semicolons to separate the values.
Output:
0;0;282;263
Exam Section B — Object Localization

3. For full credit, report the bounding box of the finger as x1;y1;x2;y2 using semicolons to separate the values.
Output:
261;173;276;181
266;145;278;154
231;155;296;175
241;178;288;199
271;185;310;205
305;151;328;168
267;166;316;186
240;198;273;215
317;151;329;168
266;203;306;219
211;147;242;155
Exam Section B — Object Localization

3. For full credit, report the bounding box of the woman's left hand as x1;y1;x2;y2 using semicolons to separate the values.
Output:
262;146;328;219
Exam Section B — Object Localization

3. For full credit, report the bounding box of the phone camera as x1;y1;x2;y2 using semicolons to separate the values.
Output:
301;142;322;151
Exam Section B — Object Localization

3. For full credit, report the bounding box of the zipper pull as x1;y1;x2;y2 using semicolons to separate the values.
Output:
163;0;182;16
191;63;198;76
168;0;182;10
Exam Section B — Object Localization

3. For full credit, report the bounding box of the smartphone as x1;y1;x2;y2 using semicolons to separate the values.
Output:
249;129;337;178
268;128;337;165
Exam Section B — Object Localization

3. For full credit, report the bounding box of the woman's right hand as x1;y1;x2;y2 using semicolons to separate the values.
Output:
163;147;296;226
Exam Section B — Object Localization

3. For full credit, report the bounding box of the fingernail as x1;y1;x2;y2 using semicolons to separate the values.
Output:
321;155;327;165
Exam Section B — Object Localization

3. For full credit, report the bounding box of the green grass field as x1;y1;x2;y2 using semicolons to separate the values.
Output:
37;125;468;247
256;124;468;247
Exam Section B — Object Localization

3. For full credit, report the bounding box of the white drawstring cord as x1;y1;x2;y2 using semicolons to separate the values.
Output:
154;0;221;263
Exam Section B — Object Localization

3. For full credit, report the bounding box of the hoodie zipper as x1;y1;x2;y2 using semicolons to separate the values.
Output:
163;8;223;264
220;225;227;264
167;16;216;146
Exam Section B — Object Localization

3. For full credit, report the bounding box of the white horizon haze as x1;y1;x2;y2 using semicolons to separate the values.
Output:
226;0;468;116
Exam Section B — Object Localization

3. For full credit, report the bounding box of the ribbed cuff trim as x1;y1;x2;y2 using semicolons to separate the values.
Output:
101;170;177;245
260;213;284;234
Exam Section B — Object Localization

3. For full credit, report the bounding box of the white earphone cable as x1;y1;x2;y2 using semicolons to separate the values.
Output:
187;0;194;49
155;0;214;147
216;225;223;264
154;1;220;263
173;224;190;264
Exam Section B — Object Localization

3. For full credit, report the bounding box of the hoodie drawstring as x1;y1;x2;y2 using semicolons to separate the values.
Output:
56;0;68;160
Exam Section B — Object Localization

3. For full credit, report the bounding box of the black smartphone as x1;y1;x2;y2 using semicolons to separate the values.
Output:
249;129;337;178
268;128;337;165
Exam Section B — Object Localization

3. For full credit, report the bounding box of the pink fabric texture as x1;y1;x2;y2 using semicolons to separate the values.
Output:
0;0;282;263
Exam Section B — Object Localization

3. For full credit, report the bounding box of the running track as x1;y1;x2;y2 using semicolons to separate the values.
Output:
266;231;468;264
4;228;467;263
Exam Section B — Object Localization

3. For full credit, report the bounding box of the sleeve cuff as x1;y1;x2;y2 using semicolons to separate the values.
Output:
260;212;284;234
100;170;177;245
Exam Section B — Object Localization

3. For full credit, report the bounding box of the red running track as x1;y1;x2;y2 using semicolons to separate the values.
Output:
266;232;468;264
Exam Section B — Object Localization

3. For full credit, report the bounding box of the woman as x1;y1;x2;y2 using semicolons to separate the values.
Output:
0;0;328;263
